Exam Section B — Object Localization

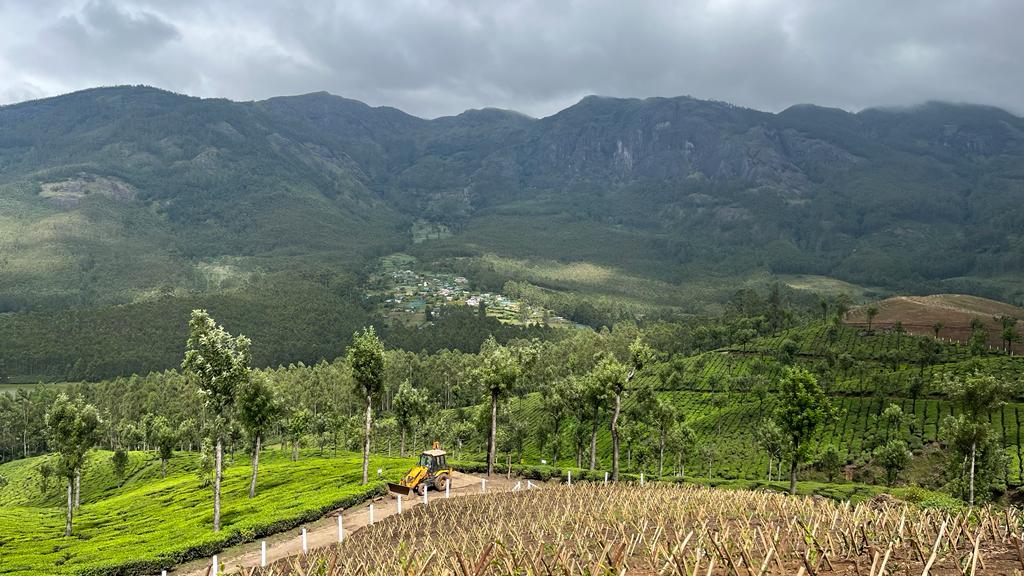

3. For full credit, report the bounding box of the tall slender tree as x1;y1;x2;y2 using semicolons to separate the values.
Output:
865;306;879;333
152;416;177;478
540;376;578;466
940;371;1015;505
45;393;101;536
392;380;428;457
592;354;628;480
614;338;653;480
348;327;386;485
237;372;279;498
182;310;251;532
476;336;521;476
580;371;607;470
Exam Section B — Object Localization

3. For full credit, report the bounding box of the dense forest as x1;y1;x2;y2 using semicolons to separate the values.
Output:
2;87;1024;382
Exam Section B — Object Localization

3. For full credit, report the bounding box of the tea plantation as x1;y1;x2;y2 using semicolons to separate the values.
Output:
0;450;409;575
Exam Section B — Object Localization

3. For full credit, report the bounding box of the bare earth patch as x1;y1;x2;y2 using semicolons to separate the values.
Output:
39;174;135;208
845;294;1024;353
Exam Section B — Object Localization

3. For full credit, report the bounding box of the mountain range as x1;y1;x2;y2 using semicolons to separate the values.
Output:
1;86;1022;380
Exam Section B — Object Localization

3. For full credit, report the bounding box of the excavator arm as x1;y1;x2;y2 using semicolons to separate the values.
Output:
387;465;428;496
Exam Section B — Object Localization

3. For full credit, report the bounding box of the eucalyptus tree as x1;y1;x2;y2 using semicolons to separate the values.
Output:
755;419;785;482
45;393;102;536
237;372;280;498
392;380;429;457
580;372;608;470
940;371;1015;505
152;415;177;478
667;421;696;478
998;315;1020;353
616;338;653;480
348;327;386;485
286;408;312;461
865;306;879;332
651;398;678;477
476;336;522;476
540;376;579;466
591;337;653;481
181;309;252;532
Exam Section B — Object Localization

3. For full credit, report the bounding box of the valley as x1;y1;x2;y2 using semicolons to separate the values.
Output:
0;86;1023;576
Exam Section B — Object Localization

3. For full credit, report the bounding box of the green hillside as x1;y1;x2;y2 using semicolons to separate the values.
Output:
443;323;1024;488
2;87;1024;380
0;449;409;575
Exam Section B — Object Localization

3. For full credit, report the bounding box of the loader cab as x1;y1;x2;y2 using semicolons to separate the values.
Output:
419;449;447;472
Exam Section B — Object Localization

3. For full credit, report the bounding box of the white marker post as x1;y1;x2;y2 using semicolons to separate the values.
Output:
640;472;645;486
302;527;308;554
369;503;375;525
397;494;403;514
423;487;428;506
567;470;572;486
211;555;218;576
261;540;267;567
604;471;608;486
337;515;344;543
481;478;486;493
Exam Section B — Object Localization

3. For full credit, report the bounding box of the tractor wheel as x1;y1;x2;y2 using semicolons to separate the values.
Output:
434;474;449;492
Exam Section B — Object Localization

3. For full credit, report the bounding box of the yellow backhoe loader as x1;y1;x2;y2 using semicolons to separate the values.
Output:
387;442;452;496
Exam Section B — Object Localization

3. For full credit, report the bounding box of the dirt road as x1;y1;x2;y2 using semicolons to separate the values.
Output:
172;471;524;575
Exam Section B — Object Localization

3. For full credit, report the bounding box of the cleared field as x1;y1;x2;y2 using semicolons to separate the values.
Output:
845;294;1024;353
251;483;1022;575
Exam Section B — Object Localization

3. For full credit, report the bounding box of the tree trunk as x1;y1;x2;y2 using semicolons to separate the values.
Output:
74;469;80;509
214;438;223;532
611;392;621;481
291;440;298;461
248;434;261;499
400;427;406;458
589;406;599;470
551;420;560;465
969;439;977;506
65;478;73;536
789;453;798;495
362;393;372;485
487;391;498;476
767;457;773;482
658;431;665;477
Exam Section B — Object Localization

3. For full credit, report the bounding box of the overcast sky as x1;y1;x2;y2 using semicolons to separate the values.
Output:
1;0;1021;119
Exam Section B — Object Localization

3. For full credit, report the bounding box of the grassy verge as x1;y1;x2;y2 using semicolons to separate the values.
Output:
0;449;411;575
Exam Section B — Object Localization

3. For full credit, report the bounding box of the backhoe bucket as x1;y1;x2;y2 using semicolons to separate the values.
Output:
387;482;412;496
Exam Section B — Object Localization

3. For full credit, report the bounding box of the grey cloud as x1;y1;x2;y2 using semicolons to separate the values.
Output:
1;0;1022;118
10;0;182;85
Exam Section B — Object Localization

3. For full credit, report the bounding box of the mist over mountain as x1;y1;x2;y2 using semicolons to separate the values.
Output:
1;85;1022;380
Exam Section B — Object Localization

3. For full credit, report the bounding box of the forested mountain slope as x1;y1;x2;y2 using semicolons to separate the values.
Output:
1;86;1022;380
